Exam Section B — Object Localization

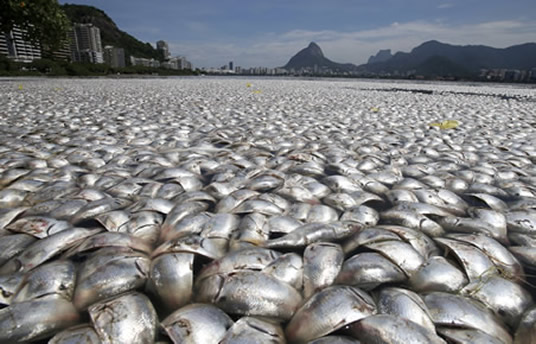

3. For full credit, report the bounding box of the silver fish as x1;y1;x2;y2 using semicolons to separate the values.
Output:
0;227;101;275
6;216;71;238
73;253;150;310
438;328;505;344
303;242;343;298
198;247;280;280
161;303;234;344
336;252;406;290
262;252;304;291
409;256;468;293
377;287;435;332
89;292;157;344
460;274;533;327
220;316;286;344
48;324;101;344
515;306;536;344
148;252;194;312
424;291;512;344
0;233;36;266
195;271;302;321
0;296;80;342
264;222;359;248
13;260;75;303
286;285;376;343
347;314;446;344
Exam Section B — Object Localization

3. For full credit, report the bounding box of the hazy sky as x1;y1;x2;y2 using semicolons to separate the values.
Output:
59;0;536;68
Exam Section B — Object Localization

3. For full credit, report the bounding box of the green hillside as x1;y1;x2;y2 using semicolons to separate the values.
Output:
61;4;160;61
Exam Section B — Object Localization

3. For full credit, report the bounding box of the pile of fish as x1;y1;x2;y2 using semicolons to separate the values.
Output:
1;77;536;343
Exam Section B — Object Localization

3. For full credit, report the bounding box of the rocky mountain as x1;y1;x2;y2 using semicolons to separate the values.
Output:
362;40;536;76
283;42;356;72
61;4;160;61
367;49;392;64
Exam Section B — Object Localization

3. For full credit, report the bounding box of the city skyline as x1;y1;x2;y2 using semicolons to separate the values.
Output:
55;1;536;68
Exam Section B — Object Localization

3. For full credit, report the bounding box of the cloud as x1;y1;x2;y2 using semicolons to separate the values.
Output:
438;3;454;9
169;19;536;68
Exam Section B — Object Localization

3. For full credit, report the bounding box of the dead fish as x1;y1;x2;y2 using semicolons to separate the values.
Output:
377;287;435;332
220;316;286;344
161;303;234;344
460;274;533;327
336;252;407;290
0;295;80;342
437;328;505;344
71;198;130;224
195;270;302;321
73;253;150;310
62;232;152;259
380;209;444;237
409;256;468;293
340;205;379;227
89;292;157;344
6;216;71;238
0;273;24;306
148;252;194;312
303;242;343;298
0;207;28;235
13;260;75;303
264;222;360;248
434;237;496;281
152;234;226;260
424;291;512;344
48;324;101;344
285;285;376;343
0;227;101;275
515;306;536;344
0;233;36;267
506;210;536;234
262;252;304;291
365;240;425;277
198;247;280;281
347;314;446;344
445;233;523;281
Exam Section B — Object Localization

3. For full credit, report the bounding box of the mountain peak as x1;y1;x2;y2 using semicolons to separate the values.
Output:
283;42;356;72
306;42;324;57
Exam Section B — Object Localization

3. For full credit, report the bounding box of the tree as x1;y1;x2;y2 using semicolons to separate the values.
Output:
0;0;70;50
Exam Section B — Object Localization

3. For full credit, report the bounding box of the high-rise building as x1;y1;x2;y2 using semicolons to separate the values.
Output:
0;26;41;63
156;40;170;60
130;56;160;68
70;23;103;63
104;45;125;68
229;61;233;71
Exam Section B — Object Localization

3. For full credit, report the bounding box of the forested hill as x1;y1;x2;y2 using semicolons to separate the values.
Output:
62;4;161;60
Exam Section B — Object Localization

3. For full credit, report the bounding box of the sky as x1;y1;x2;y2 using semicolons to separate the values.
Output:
58;0;536;69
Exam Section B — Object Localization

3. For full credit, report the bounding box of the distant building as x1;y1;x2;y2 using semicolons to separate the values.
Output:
70;23;103;63
161;56;192;70
229;61;233;71
130;56;160;68
0;26;41;63
104;45;125;68
156;40;170;60
42;39;72;62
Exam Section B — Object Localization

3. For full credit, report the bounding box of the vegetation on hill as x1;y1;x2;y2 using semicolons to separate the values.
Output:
0;0;70;51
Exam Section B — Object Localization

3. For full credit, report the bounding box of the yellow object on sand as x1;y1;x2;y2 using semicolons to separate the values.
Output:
253;90;261;94
18;84;23;90
429;120;460;130
370;107;379;112
246;83;252;87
